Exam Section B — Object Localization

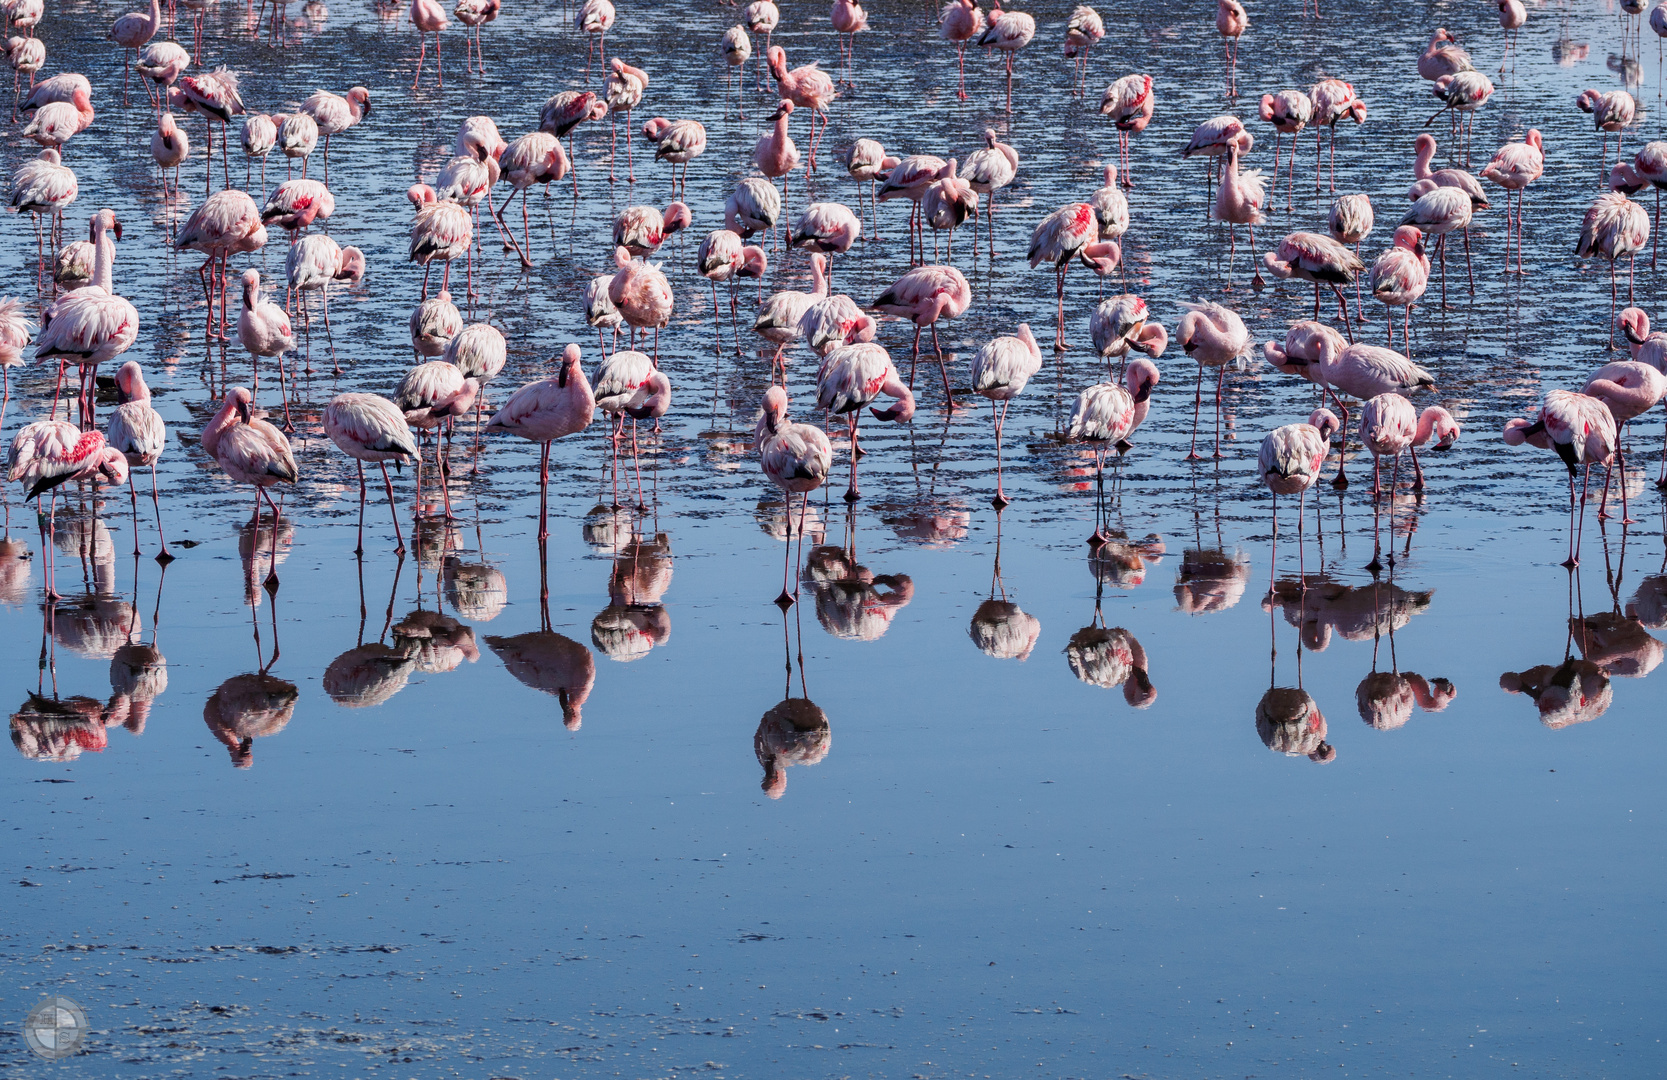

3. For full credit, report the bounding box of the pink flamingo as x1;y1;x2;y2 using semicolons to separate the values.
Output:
1063;5;1103;98
829;0;867;87
410;0;450;90
697;228;744;355
1633;140;1667;268
178;67;242;193
299;87;370;184
109;0;160;103
585;273;623;355
396;361;477;518
201;387;297;589
1029;201;1096;349
1481;129;1542;274
593;347;655;501
1300;341;1435;488
408;183;472;298
1497;0;1525;70
410;290;460;358
1258;409;1341;583
1427;72;1494;160
798;293;876;357
976;2;1034;112
6;37;44;118
1215;143;1266;287
767;46;836;172
816;342;913;503
644;117;705;198
720;26;751;118
621;370;671;505
1368;225;1430;350
1261;230;1365;338
20;72;89;113
444;322;506;464
743;1;779;89
324;392;417;554
22;84;92;155
433;155;496;288
104;361;168;560
939;0;985;101
9;149;77;261
603;58;648;183
37;209;136;429
1576;190;1650;346
285;234;362;373
176;189;263;341
1068;359;1159;542
277;112;319;177
1398;186;1472;306
753;101;802;233
0;297;29;435
963;128;1018;256
1583;360;1667;521
1309;78;1366;192
790;201;861;282
495;131;568;265
1089;294;1166;371
1259;89;1312;208
261;177;334;236
871;263;970;405
487;344;596;541
1418;28;1472;81
921;160;977;264
1176;299;1249;459
1099;74;1153;188
613;201;687;259
575;0;615;79
455;114;506;163
1263;319;1344;398
876;153;948;263
971;323;1041;507
1358;394;1460;568
539;90;605;196
8;421;126;598
608;246;673;359
236;269;296;423
453;0;499;74
753;252;827;377
755;384;832;605
1504;391;1617;567
1576;89;1636;169
1181;114;1250;211
1328;192;1373;317
149;111;188;198
1215;0;1247;97
726;175;781;241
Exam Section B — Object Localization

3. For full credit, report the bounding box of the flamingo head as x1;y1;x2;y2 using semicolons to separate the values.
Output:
1103;162;1116;186
1135;320;1167;358
771;98;795;121
1393;224;1425;256
337;246;367;283
114;360;146;404
239;267;261;304
1423;406;1461;450
1126;357;1161;403
1176;310;1205;354
1526;127;1543;150
93;208;121;242
1503;416;1549;450
1258;93;1275;122
407;182;436;209
1309;408;1341;442
662;201;692;236
613;245;633;269
1576;88;1601;114
738;245;768;278
1618;305;1650;344
1414;131;1436;156
92;447;128;487
1346;100;1368;124
228;385;255;424
348;86;371;116
37;148;60;164
759;384;789;434
870;382;915;423
557;342;582;388
983;127;1000;147
641;116;671;142
1611;162;1645;194
766;44;787;74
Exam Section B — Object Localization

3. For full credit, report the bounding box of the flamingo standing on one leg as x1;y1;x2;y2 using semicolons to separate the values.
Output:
1497;0;1525;71
104;361;171;561
1576;189;1650;348
486;344;597;542
1099;74;1153;188
816;342;914;503
36;209;137;429
971;323;1042;508
539;90;606;196
1215;0;1247;98
1063;5;1104;98
1504;391;1618;568
977;2;1034;113
1176;299;1250;460
754;384;832;606
1258;409;1340;586
603;58;648;183
323;392;418;555
1368;226;1430;350
575;0;615;79
201;387;298;590
593;347;656;505
1028;201;1096;349
408;183;472;299
1069;359;1159;543
743;0;778;89
1215;143;1266;287
837;138;891;239
939;0;984;101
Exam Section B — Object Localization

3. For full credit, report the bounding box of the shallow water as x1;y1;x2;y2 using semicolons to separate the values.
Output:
2;0;1666;1075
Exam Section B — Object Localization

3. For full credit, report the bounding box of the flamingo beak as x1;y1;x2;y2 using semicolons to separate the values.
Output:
236;399;252;424
1133;381;1153;404
112;221;124;241
1624;322;1646;345
557;360;569;389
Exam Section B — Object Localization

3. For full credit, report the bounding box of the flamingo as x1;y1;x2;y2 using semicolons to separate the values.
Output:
1583;360;1667;521
1028;202;1095;349
876;153;948;263
743;1;779;89
575;0;614;77
1086;164;1128;262
104;361;169;562
963;128;1018;256
939;0;985;100
696;229;743;355
1368;226;1430;350
1284;340;1435;488
396;362;477;518
1309;79;1366;192
201;387;297;589
836;138;889;236
1481;129;1543;274
1427;72;1494;163
176;189;262;341
1503;391;1617;568
870;263;970;406
19;72;89;114
767;48;836;172
1063;5;1103;97
720;26;750;117
261;177;334;236
754;385;832;605
593;347;656;501
178;67;242;193
487;344;596;542
1068;359;1159;543
410;290;461;358
798;293;876;357
298;86;370;184
453;0;499;74
1576;190;1650;346
277;112;319;177
240;113;276;188
135;46;189;115
725;175;781;241
324;392;418;555
976;2;1034;112
1258;409;1341;585
1181;114;1251;210
1259;89;1312;208
1577;89;1637;169
971;323;1041;507
149;111;188;198
21;84;92;154
1176;299;1250;459
608;246;674;360
1418;28;1472;81
1261;230;1365;339
753;100;802;230
495;131;568;265
7;421;126;599
286;234;363;372
1358;394;1460;568
53;238;93;291
6;35;44;120
921;160;977;263
109;0;160;103
1215;0;1247;97
1214;143;1265;287
815;342;912;503
1089;294;1167;372
585;272;624;355
0;296;28;435
1328;192;1373;317
603;58;648;183
8;149;77;262
236;269;296;423
1635;141;1667;270
408;184;472;299
614;200;689;259
829;0;867;87
645;117;706;198
37;209;136;429
410;0;450;90
443;321;506;462
1498;0;1526;70
539;90;605;197
790;201;861;282
1099;74;1153;188
753;252;827;377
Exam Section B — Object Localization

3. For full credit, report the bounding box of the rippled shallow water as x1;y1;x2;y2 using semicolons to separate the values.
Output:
1;0;1665;1074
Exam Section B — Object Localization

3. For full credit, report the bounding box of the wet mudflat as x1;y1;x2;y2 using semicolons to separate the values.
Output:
1;0;1665;1075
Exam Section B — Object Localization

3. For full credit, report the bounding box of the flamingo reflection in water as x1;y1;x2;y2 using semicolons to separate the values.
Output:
204;671;298;768
1087;530;1163;590
1264;574;1434;652
755;605;829;799
968;515;1040;661
325;559;418;709
1355;572;1456;731
11;691;106;761
488;628;596;730
803;545;913;642
1065;576;1156;708
592;530;673;662
394;610;480;673
1256;580;1336;763
1498;566;1641;729
443;554;507;622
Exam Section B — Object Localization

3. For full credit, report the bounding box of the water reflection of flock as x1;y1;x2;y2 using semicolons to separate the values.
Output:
9;492;1667;783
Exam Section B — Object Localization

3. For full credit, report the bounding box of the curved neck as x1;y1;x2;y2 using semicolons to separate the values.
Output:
1414;141;1435;180
91;223;114;294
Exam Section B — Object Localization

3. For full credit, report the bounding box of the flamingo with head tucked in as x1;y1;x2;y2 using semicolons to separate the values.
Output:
755;385;832;606
870;262;970;406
